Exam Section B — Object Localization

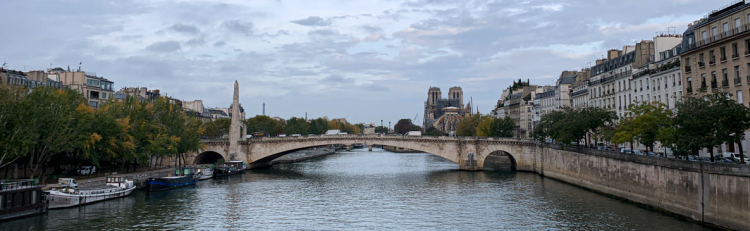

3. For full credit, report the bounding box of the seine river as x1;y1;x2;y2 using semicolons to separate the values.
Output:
3;148;714;230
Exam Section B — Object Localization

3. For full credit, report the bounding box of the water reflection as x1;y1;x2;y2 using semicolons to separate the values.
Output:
2;148;713;230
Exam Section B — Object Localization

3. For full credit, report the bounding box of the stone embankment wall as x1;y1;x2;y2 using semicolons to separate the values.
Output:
530;146;750;230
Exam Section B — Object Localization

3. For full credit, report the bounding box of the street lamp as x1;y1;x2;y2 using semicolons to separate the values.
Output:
381;120;383;134
389;121;391;134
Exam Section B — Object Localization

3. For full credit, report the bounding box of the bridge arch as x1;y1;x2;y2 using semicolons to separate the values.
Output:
482;150;517;171
193;151;225;165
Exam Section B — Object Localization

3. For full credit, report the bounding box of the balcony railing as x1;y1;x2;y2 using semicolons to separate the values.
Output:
735;77;742;85
746;50;750;56
711;81;718;89
733;53;740;59
684;66;692;73
701;81;708;88
710;59;716;65
722;80;729;87
687;86;693;93
685;24;750;53
699;62;705;68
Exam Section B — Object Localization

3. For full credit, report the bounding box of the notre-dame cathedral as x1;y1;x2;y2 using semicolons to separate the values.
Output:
423;86;472;135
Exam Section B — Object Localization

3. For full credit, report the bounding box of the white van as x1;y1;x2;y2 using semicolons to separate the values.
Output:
58;178;78;188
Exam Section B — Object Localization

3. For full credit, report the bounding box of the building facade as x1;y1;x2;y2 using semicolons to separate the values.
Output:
681;1;750;155
51;68;114;109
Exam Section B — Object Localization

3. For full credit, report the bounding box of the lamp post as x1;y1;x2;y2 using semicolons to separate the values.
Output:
389;121;391;134
381;120;383;134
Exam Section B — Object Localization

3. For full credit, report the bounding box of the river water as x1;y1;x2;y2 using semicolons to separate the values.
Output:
3;148;714;230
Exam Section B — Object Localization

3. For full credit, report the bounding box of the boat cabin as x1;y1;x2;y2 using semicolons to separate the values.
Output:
0;180;46;220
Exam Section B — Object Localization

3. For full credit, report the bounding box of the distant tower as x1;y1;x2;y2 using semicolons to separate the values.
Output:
427;87;441;106
448;86;464;109
263;101;265;116
229;80;247;163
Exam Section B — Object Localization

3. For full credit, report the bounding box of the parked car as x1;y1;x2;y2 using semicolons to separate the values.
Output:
633;150;644;155
77;166;96;176
620;148;632;154
291;134;302;137
277;134;287;137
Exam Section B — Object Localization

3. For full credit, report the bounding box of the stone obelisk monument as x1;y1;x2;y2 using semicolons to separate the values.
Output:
228;80;247;163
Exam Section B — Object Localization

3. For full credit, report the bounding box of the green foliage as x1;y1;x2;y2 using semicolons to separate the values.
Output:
612;102;673;150
478;116;514;137
0;85;207;176
456;114;481;136
374;126;388;134
0;85;35;169
245;115;283;136
307;118;329;135
423;126;444;136
534;107;616;147
285;117;310;135
394;119;420;134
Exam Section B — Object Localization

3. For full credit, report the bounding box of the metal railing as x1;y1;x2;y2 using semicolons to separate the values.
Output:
0;180;39;192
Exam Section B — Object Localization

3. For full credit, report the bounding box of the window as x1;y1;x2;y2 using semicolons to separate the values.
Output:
702;31;708;41
724;23;729;36
699;54;704;65
746;39;750;55
723;68;729;83
733;43;739;57
739;91;744;104
737;18;742;32
721;46;727;60
736;66;741;80
710;50;715;63
713;27;718;37
688;77;692;89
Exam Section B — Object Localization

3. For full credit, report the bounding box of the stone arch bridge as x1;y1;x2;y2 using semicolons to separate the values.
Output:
189;135;542;171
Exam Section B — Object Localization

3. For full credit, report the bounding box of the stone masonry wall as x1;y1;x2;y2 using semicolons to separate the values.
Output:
535;146;750;230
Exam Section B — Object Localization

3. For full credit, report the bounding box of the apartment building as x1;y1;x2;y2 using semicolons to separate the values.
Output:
681;1;750;155
50;67;114;109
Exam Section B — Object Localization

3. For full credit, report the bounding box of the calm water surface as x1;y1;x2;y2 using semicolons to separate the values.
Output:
3;148;713;230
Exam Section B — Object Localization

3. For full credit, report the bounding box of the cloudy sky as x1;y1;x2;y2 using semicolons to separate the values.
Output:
0;0;721;125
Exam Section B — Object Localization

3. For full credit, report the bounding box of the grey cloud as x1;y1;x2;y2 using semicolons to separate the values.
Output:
222;20;254;35
361;25;383;33
145;41;181;52
185;38;206;46
213;41;226;47
291;16;331;26
322;74;352;83
169;23;200;34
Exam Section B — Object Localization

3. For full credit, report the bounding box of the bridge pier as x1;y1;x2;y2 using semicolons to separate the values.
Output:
368;145;372;151
459;152;482;171
346;145;351;151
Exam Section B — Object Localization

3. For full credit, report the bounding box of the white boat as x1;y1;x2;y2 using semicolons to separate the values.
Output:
47;177;135;209
196;166;214;181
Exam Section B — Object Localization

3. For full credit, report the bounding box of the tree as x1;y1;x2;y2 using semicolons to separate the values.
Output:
308;118;329;135
673;94;717;160
612;102;673;151
285;117;310;135
477;116;514;137
456;114;482;136
710;91;750;163
394;119;420;134
245;115;283;136
424;126;444;136
23;87;90;179
374;126;388;134
0;85;35;169
533;107;616;148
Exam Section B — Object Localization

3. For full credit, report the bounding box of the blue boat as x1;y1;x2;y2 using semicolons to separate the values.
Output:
146;167;200;192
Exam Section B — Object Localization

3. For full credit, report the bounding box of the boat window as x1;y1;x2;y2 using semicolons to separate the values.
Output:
184;169;190;175
0;195;4;210
176;169;180;175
